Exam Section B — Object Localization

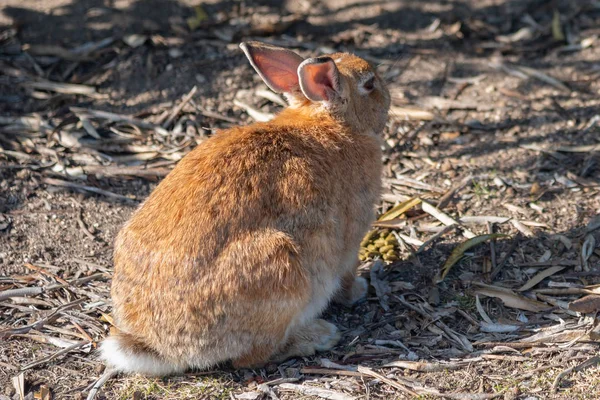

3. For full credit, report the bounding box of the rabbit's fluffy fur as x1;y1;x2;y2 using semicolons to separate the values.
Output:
100;42;390;375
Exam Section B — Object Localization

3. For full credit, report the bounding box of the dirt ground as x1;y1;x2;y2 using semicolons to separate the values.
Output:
1;0;600;399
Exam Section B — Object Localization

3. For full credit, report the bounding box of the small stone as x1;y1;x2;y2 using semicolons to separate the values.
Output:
265;363;278;374
168;48;183;58
95;363;105;374
530;182;542;196
285;368;300;378
440;160;453;172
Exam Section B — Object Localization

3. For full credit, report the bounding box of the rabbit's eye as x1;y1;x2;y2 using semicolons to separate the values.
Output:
363;77;375;92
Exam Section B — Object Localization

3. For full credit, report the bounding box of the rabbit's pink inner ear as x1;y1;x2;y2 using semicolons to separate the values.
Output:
298;58;340;102
240;42;304;93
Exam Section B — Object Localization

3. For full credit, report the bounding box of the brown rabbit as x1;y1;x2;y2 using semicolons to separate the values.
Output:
100;41;390;375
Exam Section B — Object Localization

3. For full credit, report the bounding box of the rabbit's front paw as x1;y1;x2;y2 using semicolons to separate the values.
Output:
312;319;341;351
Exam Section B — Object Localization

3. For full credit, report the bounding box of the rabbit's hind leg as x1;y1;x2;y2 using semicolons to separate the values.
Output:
333;272;368;306
231;340;281;369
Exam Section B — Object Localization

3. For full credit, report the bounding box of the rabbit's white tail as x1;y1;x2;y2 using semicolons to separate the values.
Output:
99;333;185;376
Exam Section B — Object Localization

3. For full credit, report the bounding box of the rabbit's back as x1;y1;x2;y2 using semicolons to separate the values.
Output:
110;111;382;365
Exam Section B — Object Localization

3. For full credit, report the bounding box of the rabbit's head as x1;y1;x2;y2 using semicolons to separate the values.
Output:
240;41;390;134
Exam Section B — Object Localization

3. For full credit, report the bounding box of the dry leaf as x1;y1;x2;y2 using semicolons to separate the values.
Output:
552;234;572;250
586;215;600;233
518;266;565;292
522;329;588;344
568;295;600;314
436;234;509;283
370;260;390;311
557;144;600;153
581;234;596;271
552;10;565;41
503;203;528;215
538;250;552;263
510;220;534;237
99;312;115;326
475;295;493;323
235;393;261;400
123;34;148;48
480;322;520;333
378;197;421;221
474;283;551;312
187;5;209;31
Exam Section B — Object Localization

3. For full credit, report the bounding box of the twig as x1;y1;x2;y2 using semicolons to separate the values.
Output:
0;273;107;302
490;234;520;280
356;366;418;397
417;223;457;253
255;89;287;106
300;367;365;377
487;222;497;273
82;165;171;179
21;341;90;370
197;106;240;123
0;299;86;337
517;260;579;267
161;85;198;128
86;368;118;400
42;177;136;203
23;262;69;285
22;80;102;97
396;295;473;352
233;99;274;122
69;107;169;136
382;359;480;371
386;175;444;193
459;216;511;225
437;174;475;209
0;287;44;302
552;355;600;392
77;210;96;240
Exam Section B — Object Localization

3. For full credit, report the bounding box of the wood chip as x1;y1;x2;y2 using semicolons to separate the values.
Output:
12;373;25;400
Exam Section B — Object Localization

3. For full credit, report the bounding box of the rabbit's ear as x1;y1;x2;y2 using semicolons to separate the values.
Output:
298;57;340;102
240;42;304;94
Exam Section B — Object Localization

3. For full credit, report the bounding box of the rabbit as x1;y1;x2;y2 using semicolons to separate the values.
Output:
99;41;390;376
